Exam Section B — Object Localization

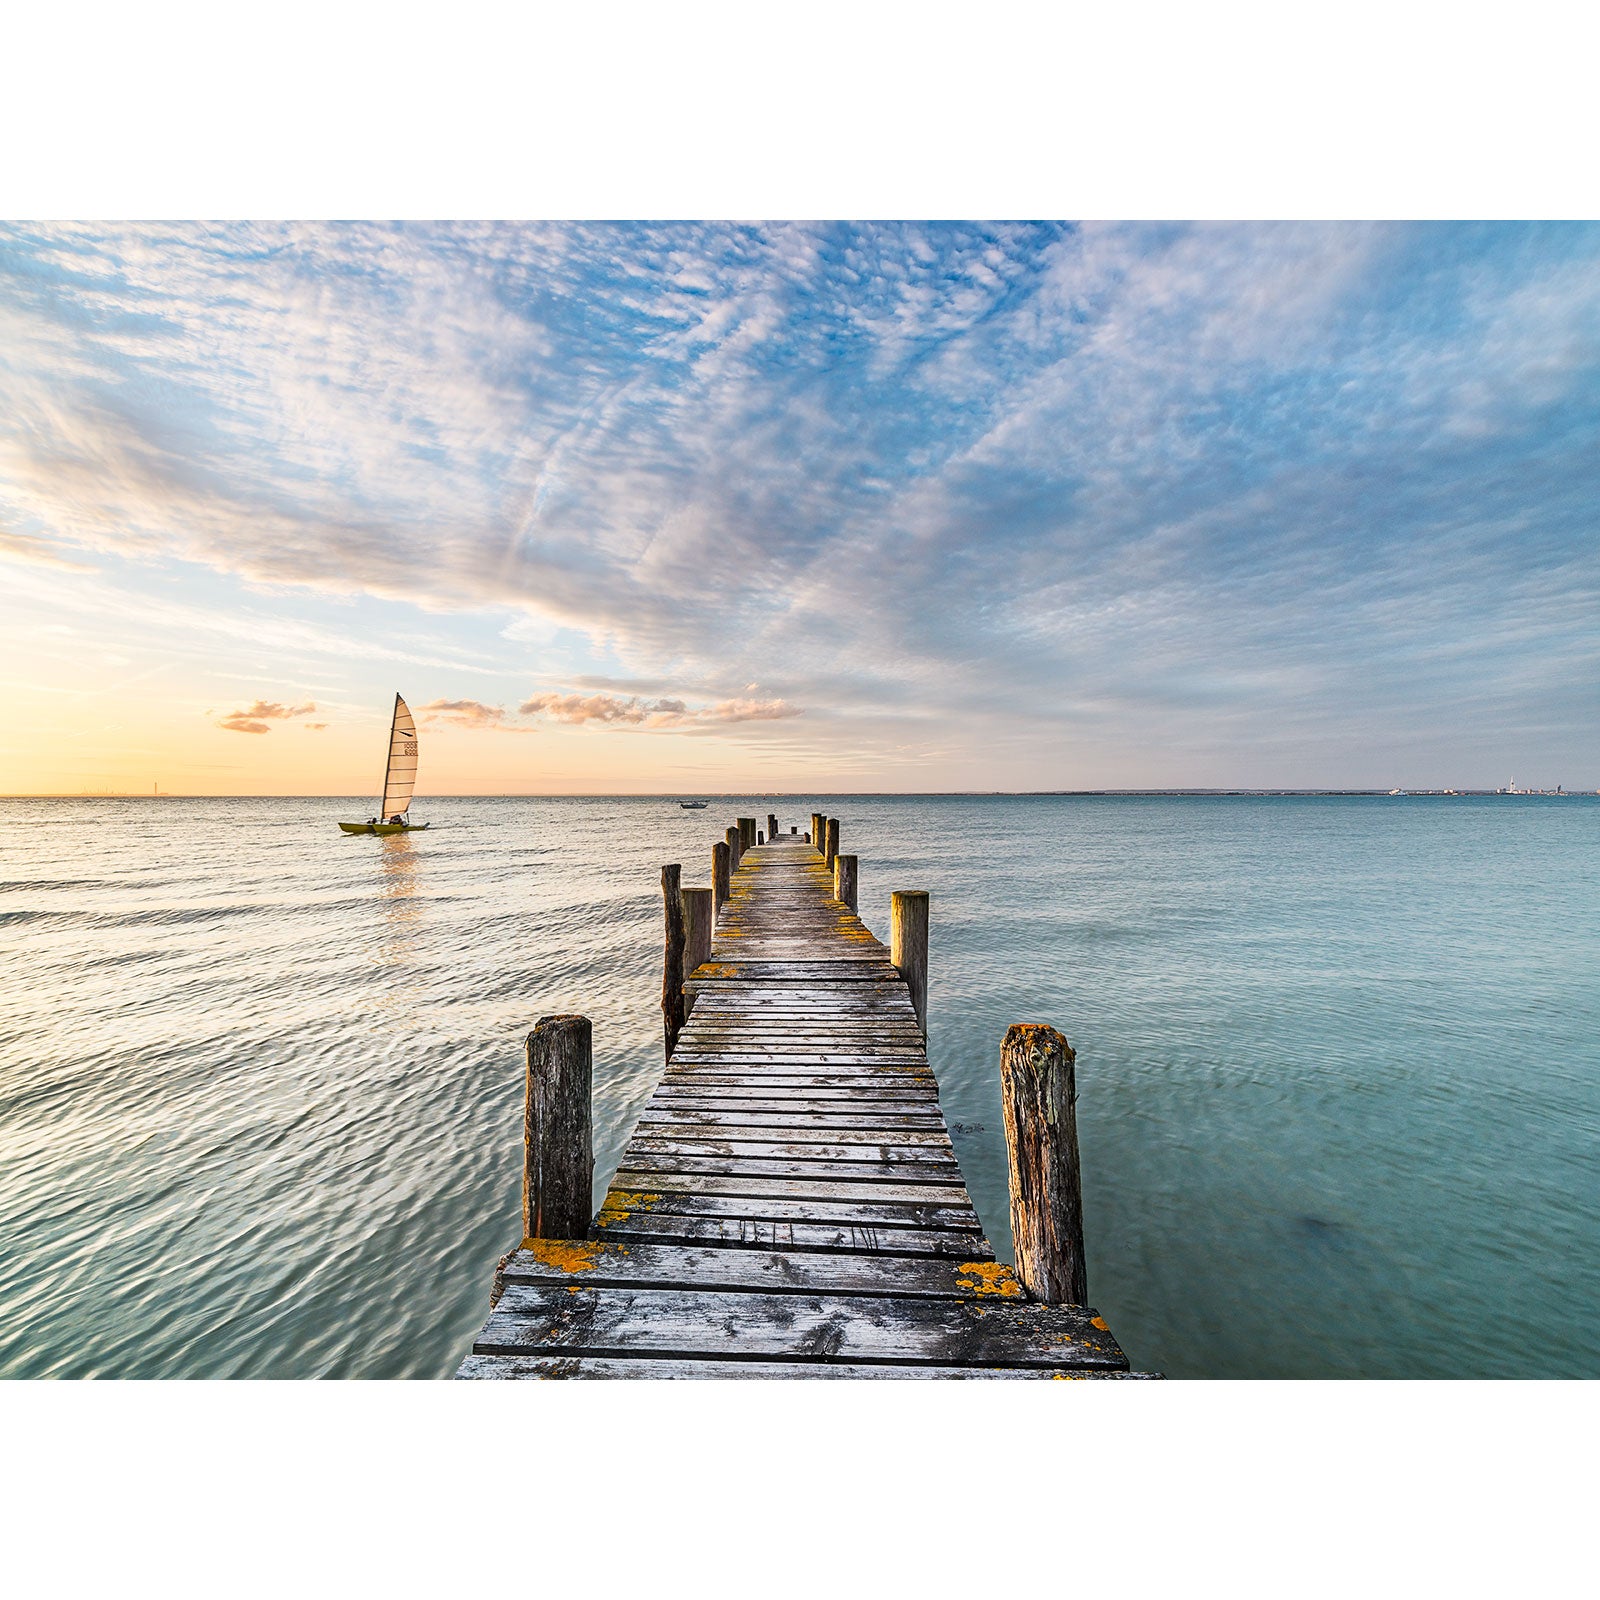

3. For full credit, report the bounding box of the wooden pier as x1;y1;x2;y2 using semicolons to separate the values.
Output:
458;819;1149;1378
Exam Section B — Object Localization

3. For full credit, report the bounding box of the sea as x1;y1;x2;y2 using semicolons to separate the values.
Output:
1;793;1596;1380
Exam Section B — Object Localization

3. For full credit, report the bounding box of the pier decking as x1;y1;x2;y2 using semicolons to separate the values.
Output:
458;829;1140;1378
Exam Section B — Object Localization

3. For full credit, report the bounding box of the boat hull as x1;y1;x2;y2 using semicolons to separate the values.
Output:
338;821;430;835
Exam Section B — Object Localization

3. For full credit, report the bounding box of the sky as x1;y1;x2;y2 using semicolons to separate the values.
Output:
2;219;1597;795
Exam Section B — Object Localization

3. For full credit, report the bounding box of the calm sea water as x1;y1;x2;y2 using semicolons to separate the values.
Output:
1;794;1596;1379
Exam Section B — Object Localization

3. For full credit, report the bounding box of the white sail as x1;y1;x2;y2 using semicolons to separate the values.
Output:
380;694;419;818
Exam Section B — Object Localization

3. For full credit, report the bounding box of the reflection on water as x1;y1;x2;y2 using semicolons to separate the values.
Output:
0;793;1597;1378
375;834;420;971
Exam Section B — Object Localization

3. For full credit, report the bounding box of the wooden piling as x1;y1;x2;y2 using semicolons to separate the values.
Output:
726;824;742;872
712;840;730;920
811;813;825;854
739;817;756;852
522;1014;593;1241
890;890;929;1040
767;813;778;842
661;863;686;1059
681;886;712;1017
999;1024;1087;1306
825;816;839;867
833;852;858;911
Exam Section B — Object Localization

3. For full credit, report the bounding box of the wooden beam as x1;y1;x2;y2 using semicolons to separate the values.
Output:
681;886;712;1018
523;1014;593;1241
891;890;929;1040
834;852;858;911
712;840;731;921
999;1023;1087;1305
661;864;686;1059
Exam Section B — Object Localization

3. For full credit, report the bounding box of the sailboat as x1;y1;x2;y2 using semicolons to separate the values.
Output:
338;694;430;835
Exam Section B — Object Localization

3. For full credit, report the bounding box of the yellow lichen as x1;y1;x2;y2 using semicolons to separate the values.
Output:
956;1261;1025;1298
1090;1315;1109;1331
594;1189;662;1226
520;1238;611;1273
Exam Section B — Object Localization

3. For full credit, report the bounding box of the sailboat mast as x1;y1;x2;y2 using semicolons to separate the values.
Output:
380;692;401;819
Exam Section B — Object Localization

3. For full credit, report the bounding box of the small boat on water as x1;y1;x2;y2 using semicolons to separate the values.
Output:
338;694;430;835
679;800;708;809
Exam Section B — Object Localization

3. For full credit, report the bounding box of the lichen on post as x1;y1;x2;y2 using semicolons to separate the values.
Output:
825;816;839;867
523;1013;594;1242
999;1023;1087;1306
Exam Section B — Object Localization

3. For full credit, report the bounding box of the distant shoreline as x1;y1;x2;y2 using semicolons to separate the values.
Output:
4;789;1595;801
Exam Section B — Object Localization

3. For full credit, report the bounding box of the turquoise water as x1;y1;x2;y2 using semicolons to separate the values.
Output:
1;794;1595;1378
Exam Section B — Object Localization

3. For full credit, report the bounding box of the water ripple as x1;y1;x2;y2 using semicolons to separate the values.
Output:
1;793;1597;1378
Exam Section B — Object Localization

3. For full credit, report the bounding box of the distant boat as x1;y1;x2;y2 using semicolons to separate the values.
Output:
679;801;708;809
338;694;430;835
1388;788;1407;796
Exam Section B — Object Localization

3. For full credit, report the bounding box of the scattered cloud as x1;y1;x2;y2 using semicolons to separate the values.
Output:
517;691;800;729
214;699;316;734
418;697;527;731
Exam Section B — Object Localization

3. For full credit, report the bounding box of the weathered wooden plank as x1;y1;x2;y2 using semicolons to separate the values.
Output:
496;1239;1022;1300
594;1189;985;1232
668;1050;932;1063
618;1152;964;1182
665;1063;936;1079
687;965;900;981
677;1025;927;1038
458;1354;1158;1379
638;1108;950;1131
608;1170;971;1203
628;1135;956;1163
649;1084;940;1102
624;1126;953;1152
477;1283;1129;1369
591;1208;992;1258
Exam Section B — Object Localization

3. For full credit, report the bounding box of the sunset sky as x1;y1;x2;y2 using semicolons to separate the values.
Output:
3;220;1597;795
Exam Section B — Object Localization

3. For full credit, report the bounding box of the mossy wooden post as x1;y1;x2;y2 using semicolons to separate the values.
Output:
767;812;778;842
825;816;839;867
681;886;712;1018
757;830;764;844
999;1023;1087;1306
661;863;686;1060
834;852;858;911
740;817;756;852
726;823;742;873
890;889;929;1041
523;1014;593;1241
810;812;823;852
712;839;730;921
